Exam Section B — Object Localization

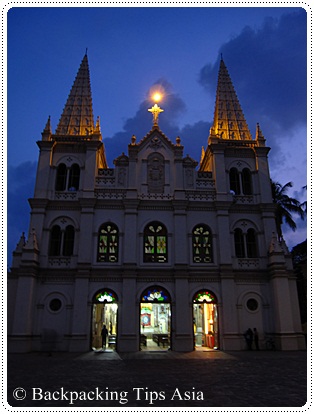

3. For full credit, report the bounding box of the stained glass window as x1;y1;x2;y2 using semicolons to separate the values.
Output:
94;289;118;303
144;222;167;263
193;290;217;303
141;286;171;302
192;225;213;263
97;223;119;262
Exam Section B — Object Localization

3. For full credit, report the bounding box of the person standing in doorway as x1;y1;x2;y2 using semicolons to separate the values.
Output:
244;328;253;350
101;324;108;348
253;328;259;350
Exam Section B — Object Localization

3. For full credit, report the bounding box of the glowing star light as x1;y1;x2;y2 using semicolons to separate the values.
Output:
148;103;164;126
152;92;162;102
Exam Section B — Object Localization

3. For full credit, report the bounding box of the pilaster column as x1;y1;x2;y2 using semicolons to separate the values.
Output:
172;200;188;264
9;275;36;352
173;278;193;351
78;199;95;264
123;198;139;265
69;276;89;352
34;141;55;198
118;277;138;352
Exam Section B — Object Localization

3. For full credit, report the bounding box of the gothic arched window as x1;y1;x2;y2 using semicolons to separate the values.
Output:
68;164;80;191
55;163;67;191
63;225;75;256
49;224;75;257
49;225;62;256
246;228;258;258
144;222;168;263
229;168;240;195
241;168;252;195
55;163;80;192
230;167;253;196
234;227;258;258
234;228;245;258
192;225;213;263
97;223;119;263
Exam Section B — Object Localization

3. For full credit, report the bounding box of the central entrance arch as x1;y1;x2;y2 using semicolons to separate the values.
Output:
140;286;171;351
193;290;219;350
91;289;118;351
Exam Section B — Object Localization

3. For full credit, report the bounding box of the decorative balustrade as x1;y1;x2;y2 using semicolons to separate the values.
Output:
48;257;71;267
237;258;260;269
94;189;126;199
55;191;78;200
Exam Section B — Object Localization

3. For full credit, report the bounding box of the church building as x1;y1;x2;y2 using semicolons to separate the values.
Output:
8;54;305;353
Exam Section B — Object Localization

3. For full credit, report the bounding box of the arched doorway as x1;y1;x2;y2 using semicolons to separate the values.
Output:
91;289;118;350
193;290;218;350
140;286;171;351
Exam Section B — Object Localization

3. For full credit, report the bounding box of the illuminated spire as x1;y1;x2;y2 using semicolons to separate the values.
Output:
210;58;252;141
56;53;95;136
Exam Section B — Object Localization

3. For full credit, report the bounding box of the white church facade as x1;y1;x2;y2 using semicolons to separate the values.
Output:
8;55;305;353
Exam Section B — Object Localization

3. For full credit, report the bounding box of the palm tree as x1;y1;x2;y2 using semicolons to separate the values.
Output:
271;180;305;241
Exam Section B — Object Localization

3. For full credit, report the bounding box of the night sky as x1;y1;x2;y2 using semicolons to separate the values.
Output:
7;5;308;265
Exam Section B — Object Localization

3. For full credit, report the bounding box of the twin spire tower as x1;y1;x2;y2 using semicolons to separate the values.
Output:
48;53;263;149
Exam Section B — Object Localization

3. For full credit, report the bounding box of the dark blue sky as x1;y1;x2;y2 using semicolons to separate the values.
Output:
6;6;308;264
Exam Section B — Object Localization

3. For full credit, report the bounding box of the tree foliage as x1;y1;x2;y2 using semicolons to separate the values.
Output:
271;180;305;240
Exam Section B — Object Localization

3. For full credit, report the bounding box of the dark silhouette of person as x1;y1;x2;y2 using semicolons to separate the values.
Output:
244;328;253;350
101;325;108;348
253;328;259;350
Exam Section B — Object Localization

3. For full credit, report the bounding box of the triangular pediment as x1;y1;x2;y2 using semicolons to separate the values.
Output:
138;127;178;150
183;155;198;168
114;152;129;166
128;126;184;161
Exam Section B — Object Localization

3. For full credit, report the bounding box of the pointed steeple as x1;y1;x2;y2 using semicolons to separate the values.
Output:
210;58;252;141
41;115;52;141
255;122;266;146
56;53;95;136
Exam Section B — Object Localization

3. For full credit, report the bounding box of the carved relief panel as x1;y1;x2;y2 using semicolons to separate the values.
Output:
147;153;165;193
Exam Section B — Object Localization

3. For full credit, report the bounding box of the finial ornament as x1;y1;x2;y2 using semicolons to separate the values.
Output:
148;103;164;126
95;116;101;132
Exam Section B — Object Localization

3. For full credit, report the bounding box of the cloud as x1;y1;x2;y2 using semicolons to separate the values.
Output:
198;10;307;154
179;120;210;161
104;78;187;164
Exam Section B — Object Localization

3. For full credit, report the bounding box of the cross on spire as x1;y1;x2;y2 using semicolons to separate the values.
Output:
148;103;164;126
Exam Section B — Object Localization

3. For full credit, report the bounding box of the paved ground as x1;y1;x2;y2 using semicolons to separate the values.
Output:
6;349;308;409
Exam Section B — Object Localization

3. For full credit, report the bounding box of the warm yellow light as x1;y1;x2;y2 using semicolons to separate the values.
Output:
152;92;162;102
